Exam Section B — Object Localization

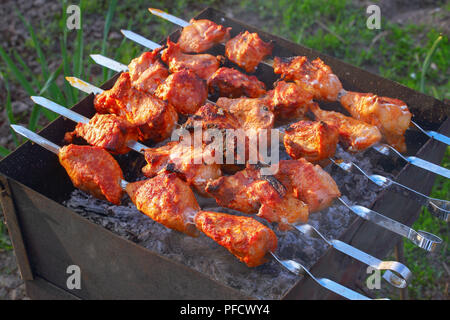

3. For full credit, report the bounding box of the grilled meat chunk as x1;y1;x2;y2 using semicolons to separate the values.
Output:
273;56;343;102
195;211;277;267
225;31;273;73
283;120;339;162
274;159;341;213
178;19;231;53
339;91;411;152
207;67;266;98
142;140;222;196
216;96;274;131
125;172;200;237
309;103;382;152
93;72;178;142
205;166;309;229
268;81;313;121
155;69;207;115
128;50;169;93
58;144;124;205
161;39;221;80
64;113;139;154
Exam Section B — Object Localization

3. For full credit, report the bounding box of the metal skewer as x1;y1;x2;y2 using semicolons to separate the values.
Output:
30;96;148;154
329;158;449;222
83;57;443;251
10;124;373;300
32;91;412;288
146;9;450;148
293;223;410;288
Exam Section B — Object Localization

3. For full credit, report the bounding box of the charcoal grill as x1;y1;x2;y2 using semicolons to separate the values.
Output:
0;8;448;300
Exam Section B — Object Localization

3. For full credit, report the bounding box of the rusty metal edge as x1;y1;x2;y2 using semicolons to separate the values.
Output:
0;176;34;281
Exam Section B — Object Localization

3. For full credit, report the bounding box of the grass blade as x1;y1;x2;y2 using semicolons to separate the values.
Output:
0;146;11;157
0;46;36;95
1;73;20;146
420;35;443;93
102;0;118;81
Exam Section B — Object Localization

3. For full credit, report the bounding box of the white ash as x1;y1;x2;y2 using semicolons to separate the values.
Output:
64;143;398;300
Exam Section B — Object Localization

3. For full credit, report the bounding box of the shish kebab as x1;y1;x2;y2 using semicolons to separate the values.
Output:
89;53;449;222
14;97;411;287
147;8;450;147
12;125;386;300
33;83;443;254
120;30;450;180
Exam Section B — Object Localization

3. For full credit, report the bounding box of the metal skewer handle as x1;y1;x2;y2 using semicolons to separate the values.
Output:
331;158;450;222
31;96;148;155
373;144;450;179
270;252;373;300
293;223;411;288
412;121;450;146
338;197;442;252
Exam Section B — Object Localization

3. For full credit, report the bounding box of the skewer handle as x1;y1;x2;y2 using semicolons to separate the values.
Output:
66;77;104;95
373;144;450;179
11;125;61;155
294;224;411;288
412;121;450;146
90;54;129;73
338;197;442;252
270;252;372;300
331;159;450;222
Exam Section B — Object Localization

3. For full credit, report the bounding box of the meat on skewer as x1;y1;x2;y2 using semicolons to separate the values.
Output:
267;80;314;121
64;113;140;154
225;31;273;73
177;19;231;53
207;67;266;98
58;144;124;205
275;159;341;213
273;56;343;102
283;120;339;163
94;72;178;142
128;49;169;93
195;210;277;267
339;92;412;153
205;165;309;230
155;69;208;115
309;103;382;152
125;172;200;237
161;39;222;80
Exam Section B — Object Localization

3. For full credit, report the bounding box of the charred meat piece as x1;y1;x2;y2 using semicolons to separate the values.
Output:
161;39;221;80
273;56;343;102
94;72;178;142
58;144;124;205
205;166;309;230
309;103;382;152
207;67;266;98
274;159;341;213
64;113;139;154
177;19;231;53
283;120;339;162
225;31;273;73
267;81;313;121
142;140;222;197
128;50;169;93
195;211;277;267
125;172;200;237
216;96;274;131
183;103;240;132
339;91;411;153
155;69;208;115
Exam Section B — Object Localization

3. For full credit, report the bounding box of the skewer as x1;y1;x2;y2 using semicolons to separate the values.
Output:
66;75;443;251
146;9;450;147
30;96;148;154
10;123;375;300
91;54;450;222
120;30;450;179
32;95;413;288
